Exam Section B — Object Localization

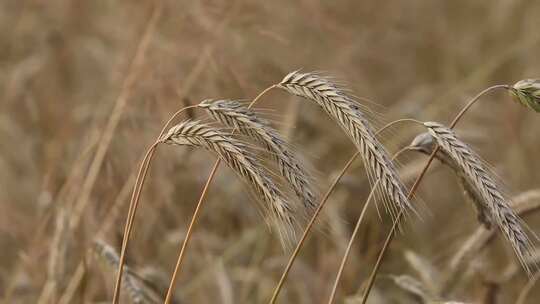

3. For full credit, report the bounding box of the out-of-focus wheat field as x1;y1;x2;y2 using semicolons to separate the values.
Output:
1;1;540;303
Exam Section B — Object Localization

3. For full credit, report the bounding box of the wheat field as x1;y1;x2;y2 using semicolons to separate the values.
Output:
1;1;540;303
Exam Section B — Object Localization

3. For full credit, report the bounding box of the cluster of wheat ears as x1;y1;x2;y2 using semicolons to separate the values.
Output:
104;71;540;304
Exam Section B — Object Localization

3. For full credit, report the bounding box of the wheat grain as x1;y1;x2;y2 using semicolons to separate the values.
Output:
422;122;534;274
161;120;297;247
199;99;317;213
277;71;412;219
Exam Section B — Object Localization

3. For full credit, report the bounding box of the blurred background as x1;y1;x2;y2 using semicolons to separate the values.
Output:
1;0;540;303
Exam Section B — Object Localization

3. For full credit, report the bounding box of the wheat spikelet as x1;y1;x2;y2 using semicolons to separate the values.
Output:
161;120;297;247
93;240;162;304
199;99;317;213
423;122;534;274
510;79;540;112
277;71;412;219
410;133;492;228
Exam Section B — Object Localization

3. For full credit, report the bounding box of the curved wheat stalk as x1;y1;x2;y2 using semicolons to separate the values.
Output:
327;146;412;304
113;104;198;304
199;99;317;213
424;121;534;274
161;120;297;247
162;86;277;304
277;71;412;220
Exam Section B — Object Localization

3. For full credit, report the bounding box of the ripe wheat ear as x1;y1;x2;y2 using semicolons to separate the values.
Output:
423;121;534;274
162;120;298;247
410;132;492;228
277;71;413;220
199;99;318;215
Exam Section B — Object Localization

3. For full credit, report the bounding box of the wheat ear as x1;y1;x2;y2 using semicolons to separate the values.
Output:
199;99;317;213
277;71;412;219
94;241;162;304
360;84;512;304
424;121;533;274
161;120;297;247
409;132;492;228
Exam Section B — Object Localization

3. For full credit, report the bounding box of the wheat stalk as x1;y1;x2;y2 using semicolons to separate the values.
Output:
277;71;412;219
199;99;317;213
161;120;297;246
423;122;534;274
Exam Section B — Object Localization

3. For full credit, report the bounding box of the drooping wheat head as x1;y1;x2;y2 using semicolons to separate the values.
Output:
421;122;534;274
161;120;297;247
277;71;413;220
510;79;540;112
409;132;492;228
198;99;318;213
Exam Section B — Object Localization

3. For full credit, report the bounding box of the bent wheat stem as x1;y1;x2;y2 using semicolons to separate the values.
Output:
360;84;510;304
113;105;198;304
163;85;276;304
328;146;410;304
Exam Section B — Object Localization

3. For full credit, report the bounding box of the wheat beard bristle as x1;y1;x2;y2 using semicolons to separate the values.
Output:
277;71;413;220
161;120;297;247
198;99;318;214
423;121;534;274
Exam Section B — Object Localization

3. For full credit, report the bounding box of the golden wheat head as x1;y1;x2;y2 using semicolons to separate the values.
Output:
277;71;413;220
161;120;298;247
510;79;540;113
409;132;493;228
198;99;318;214
422;122;534;274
